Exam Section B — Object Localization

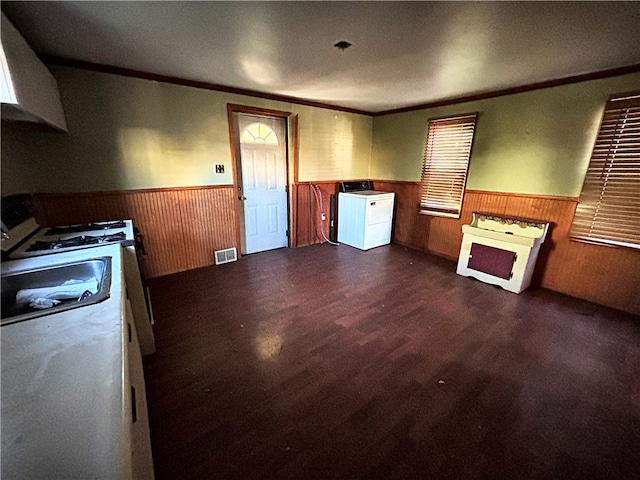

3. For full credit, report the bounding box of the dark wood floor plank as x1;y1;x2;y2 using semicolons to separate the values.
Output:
143;244;640;480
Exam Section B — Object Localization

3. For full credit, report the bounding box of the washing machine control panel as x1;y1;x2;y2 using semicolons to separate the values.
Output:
339;180;373;192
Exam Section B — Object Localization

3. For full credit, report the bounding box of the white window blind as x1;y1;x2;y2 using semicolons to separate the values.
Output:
419;114;477;218
571;93;640;249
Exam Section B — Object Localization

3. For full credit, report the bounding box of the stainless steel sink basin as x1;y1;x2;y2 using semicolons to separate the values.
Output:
1;257;112;326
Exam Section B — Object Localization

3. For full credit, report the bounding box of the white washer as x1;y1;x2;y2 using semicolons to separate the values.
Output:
338;190;395;250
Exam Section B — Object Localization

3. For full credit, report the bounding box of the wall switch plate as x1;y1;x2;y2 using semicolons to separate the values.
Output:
215;164;225;173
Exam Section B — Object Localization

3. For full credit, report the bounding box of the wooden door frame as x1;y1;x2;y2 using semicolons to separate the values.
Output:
226;104;297;256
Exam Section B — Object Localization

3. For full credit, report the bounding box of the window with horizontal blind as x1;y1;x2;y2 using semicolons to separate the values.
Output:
419;113;477;218
571;92;640;249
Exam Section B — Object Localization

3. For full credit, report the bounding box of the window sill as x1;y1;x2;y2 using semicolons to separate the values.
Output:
418;209;461;219
570;236;640;250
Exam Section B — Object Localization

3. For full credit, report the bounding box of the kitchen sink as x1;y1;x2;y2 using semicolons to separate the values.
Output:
1;257;112;326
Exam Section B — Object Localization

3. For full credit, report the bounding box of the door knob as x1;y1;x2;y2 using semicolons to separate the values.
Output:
238;195;247;201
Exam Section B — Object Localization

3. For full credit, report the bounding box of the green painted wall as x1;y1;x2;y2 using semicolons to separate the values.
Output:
3;67;639;198
1;66;373;194
371;73;640;197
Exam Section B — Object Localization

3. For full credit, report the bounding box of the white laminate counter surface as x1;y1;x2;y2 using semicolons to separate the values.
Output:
1;244;129;479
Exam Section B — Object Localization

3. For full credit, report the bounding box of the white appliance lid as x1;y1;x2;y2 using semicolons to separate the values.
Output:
340;190;394;197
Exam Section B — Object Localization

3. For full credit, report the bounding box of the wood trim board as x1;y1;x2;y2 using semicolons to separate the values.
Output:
41;56;640;116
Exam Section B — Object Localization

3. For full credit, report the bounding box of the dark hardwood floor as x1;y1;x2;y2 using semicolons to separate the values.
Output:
143;244;640;480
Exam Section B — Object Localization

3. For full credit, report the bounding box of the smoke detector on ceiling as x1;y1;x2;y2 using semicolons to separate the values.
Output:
334;41;352;51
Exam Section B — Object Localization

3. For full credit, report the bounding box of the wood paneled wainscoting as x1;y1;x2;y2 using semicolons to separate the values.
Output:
35;182;640;314
36;182;342;278
374;181;640;316
36;186;238;279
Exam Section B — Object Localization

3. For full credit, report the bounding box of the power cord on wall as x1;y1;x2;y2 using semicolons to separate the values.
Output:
311;184;339;246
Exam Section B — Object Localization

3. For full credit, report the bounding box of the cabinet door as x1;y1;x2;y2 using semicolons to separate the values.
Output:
126;300;155;480
468;243;516;280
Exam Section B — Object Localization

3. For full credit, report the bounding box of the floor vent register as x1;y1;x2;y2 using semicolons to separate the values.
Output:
214;247;238;265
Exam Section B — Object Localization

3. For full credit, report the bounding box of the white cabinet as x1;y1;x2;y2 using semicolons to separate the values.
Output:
124;299;155;479
123;245;156;356
0;244;154;479
1;42;17;104
456;212;550;293
1;13;67;131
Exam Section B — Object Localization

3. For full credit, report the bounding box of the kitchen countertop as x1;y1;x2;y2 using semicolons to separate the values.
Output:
1;243;130;479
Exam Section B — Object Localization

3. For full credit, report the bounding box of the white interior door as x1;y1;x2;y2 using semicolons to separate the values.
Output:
238;115;288;254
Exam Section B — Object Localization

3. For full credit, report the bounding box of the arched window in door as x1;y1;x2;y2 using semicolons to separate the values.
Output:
240;123;279;145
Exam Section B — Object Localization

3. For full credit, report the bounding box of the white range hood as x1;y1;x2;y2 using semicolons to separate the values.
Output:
1;12;67;131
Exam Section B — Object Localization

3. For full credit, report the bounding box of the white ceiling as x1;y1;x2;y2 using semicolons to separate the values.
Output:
3;1;640;113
